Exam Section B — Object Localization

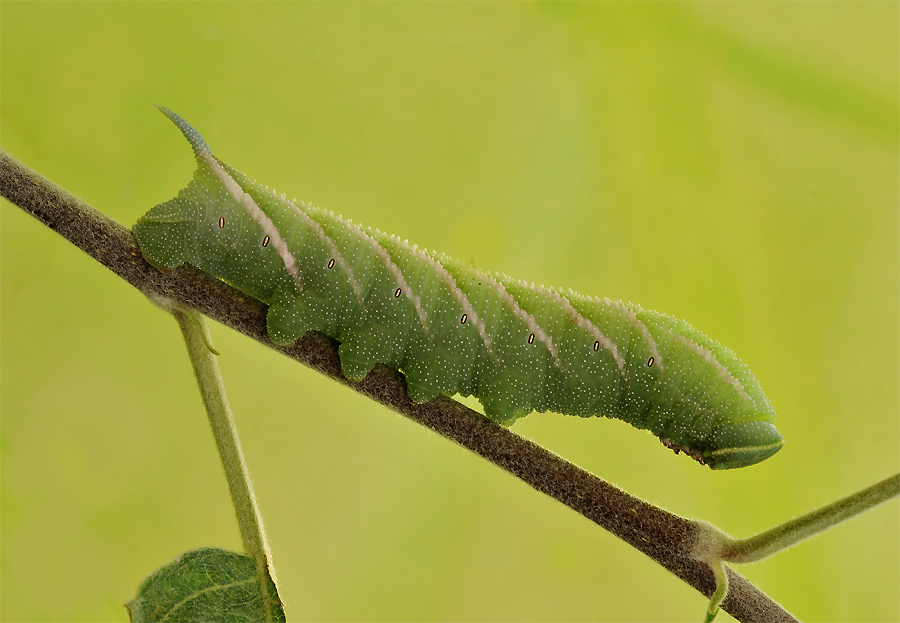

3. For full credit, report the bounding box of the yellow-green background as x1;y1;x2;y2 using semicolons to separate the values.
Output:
2;2;897;621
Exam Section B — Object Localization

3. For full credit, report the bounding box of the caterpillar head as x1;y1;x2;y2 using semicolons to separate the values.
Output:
661;420;783;469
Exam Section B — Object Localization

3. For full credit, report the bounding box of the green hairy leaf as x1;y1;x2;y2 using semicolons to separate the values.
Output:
134;108;784;470
126;547;285;623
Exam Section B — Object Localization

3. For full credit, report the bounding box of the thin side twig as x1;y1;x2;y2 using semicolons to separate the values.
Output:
168;304;282;621
0;149;796;623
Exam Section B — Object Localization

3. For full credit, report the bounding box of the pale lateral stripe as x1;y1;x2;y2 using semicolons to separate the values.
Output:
394;245;494;352
671;332;752;403
481;272;561;367
281;198;363;300
201;153;303;291
543;285;627;376
709;440;783;458
337;222;430;330
604;298;664;370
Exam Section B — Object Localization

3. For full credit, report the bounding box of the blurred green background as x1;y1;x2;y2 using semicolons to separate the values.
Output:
1;2;897;621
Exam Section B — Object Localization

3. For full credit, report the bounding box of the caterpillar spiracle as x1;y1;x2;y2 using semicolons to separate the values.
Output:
134;108;784;470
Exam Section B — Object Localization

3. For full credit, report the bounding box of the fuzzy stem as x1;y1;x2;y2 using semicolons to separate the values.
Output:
703;560;729;623
724;473;899;564
169;302;280;622
691;474;899;622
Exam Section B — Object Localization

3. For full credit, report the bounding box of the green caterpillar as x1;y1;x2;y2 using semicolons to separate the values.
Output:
134;107;783;469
